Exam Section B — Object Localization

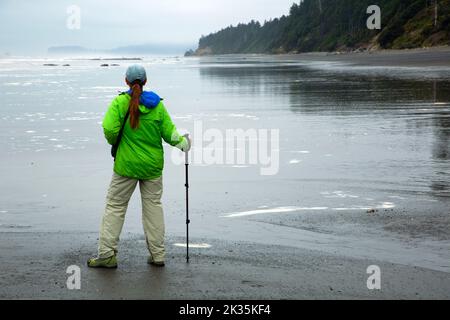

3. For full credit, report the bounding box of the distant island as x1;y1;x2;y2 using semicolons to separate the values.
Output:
48;43;194;56
48;46;91;55
186;0;450;56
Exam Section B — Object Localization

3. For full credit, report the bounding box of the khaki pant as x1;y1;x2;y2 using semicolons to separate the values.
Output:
98;173;165;262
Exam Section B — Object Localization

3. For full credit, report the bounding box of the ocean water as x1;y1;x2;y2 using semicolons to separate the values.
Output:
0;55;449;236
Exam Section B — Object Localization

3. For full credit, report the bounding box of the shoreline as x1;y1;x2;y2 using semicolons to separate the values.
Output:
190;45;450;67
1;49;450;299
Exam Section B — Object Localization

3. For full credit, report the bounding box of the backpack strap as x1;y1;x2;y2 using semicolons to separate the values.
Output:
111;108;130;159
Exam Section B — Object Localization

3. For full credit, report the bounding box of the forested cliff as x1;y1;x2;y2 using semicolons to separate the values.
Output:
188;0;450;55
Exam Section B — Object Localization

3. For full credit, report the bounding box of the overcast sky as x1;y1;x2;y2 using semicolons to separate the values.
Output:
0;0;296;54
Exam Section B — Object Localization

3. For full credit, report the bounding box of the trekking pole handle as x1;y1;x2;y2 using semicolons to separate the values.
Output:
184;134;190;165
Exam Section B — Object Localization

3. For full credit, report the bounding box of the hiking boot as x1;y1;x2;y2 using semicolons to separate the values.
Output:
147;256;165;267
87;255;118;269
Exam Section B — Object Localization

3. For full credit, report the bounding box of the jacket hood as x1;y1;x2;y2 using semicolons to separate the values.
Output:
126;90;161;109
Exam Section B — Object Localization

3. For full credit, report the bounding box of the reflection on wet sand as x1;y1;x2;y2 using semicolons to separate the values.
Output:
199;57;450;202
431;105;450;197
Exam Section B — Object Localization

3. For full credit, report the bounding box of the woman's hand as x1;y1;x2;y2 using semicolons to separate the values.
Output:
176;134;191;152
181;134;191;152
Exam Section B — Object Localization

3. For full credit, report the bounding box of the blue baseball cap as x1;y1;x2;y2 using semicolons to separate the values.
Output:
126;64;147;83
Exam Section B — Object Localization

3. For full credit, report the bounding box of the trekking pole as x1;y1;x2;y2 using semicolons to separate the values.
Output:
184;135;190;263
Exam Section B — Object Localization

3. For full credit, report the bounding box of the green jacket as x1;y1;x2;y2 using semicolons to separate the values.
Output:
102;91;185;180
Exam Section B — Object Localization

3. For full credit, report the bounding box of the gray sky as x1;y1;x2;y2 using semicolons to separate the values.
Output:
0;0;296;54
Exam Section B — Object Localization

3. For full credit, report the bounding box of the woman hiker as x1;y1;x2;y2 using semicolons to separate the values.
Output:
88;64;190;268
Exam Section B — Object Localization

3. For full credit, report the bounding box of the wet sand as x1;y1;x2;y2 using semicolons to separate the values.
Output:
1;232;449;299
1;48;450;299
